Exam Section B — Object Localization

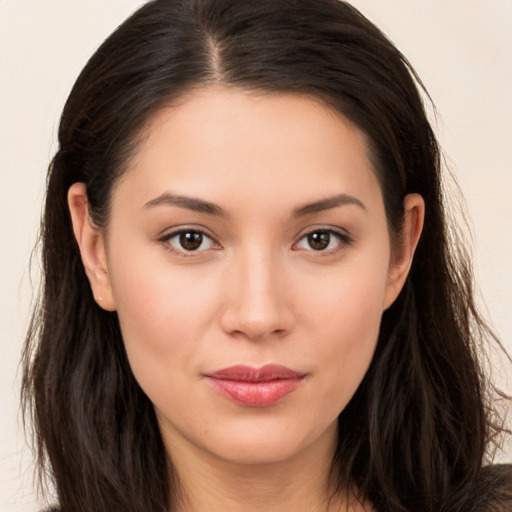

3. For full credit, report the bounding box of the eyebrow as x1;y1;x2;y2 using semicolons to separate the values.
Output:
143;191;366;218
143;192;226;216
292;193;366;217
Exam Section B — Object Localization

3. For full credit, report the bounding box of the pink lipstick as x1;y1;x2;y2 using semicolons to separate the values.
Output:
205;364;305;407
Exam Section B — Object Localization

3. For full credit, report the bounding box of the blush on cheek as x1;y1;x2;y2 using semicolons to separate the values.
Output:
114;264;208;339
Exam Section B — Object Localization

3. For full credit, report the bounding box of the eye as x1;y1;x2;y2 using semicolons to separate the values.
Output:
294;229;351;253
160;229;218;254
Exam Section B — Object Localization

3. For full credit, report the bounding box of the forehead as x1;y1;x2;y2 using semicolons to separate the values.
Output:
116;87;382;214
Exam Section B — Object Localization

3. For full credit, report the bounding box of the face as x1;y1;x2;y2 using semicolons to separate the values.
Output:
80;87;418;468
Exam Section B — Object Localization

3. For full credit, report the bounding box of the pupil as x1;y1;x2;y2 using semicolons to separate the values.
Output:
180;231;203;250
308;231;330;250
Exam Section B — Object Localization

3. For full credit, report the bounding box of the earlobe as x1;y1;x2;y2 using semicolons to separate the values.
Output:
383;193;425;310
68;183;116;311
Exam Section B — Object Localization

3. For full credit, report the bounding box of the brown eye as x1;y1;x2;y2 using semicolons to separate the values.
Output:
179;231;204;250
162;229;216;254
294;228;351;254
307;230;331;251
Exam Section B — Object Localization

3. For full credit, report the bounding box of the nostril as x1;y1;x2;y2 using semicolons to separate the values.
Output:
219;259;294;340
220;308;293;341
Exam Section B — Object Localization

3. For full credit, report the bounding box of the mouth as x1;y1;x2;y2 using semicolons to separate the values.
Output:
204;364;306;407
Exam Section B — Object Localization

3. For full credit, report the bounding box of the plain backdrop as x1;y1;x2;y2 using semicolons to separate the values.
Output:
1;1;511;510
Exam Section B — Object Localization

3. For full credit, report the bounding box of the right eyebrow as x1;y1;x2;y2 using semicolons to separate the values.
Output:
143;192;226;217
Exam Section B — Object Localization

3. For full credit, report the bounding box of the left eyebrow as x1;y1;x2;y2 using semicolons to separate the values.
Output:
292;193;367;218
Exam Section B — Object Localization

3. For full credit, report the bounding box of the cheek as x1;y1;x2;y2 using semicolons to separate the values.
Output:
301;259;389;408
108;253;221;386
303;250;389;340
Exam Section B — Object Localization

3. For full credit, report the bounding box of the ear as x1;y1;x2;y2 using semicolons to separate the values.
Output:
383;193;425;310
68;182;116;311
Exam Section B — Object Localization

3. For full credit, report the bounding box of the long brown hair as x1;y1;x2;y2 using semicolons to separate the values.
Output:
22;1;509;511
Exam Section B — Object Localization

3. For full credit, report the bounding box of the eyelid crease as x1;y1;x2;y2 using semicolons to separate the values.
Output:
294;224;352;242
293;227;354;254
156;225;353;258
158;227;222;257
157;224;219;242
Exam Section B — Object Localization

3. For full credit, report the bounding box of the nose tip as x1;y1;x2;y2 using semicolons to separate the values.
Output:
222;314;288;342
219;258;293;341
220;291;292;341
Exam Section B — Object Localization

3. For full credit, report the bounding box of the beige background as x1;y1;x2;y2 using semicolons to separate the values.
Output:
1;0;511;510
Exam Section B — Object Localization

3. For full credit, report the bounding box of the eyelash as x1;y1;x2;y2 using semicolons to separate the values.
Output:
158;228;221;257
293;228;353;256
158;227;352;258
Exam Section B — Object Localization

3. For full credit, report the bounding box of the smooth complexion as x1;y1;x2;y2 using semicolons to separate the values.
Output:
69;88;424;512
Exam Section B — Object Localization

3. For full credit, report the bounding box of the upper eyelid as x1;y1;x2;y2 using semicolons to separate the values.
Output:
296;225;351;240
157;225;351;249
158;226;218;242
293;227;353;252
158;229;220;257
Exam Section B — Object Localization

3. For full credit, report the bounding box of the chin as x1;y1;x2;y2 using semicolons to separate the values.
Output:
194;416;338;467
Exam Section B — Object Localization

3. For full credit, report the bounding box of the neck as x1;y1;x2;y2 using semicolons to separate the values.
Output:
162;422;369;512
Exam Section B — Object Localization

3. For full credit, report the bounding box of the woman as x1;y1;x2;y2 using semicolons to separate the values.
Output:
22;0;511;511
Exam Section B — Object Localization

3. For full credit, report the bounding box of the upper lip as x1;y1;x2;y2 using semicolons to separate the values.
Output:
206;364;305;382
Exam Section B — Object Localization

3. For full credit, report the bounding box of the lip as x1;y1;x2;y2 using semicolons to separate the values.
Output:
205;364;306;407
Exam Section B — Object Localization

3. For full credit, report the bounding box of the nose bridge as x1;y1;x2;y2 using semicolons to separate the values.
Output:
221;242;291;340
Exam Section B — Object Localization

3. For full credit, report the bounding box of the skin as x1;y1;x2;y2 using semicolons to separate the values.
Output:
69;87;424;512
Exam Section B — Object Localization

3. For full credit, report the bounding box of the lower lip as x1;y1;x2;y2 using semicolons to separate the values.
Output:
206;377;303;407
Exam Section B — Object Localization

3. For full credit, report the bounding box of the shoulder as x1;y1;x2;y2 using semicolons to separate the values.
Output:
466;464;512;512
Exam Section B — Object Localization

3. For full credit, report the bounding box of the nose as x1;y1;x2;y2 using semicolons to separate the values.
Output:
220;248;294;341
